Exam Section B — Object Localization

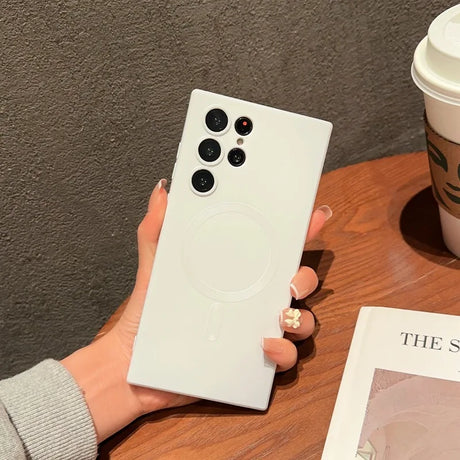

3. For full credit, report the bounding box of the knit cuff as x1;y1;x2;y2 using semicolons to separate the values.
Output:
0;403;25;459
0;359;97;460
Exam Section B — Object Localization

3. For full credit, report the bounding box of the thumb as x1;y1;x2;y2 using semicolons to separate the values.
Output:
135;179;168;293
111;179;168;355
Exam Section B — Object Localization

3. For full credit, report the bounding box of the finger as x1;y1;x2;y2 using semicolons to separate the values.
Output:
136;179;168;290
262;338;298;373
114;180;168;343
305;205;332;246
280;308;315;341
290;266;319;300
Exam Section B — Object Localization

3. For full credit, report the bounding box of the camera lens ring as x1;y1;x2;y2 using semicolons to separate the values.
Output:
198;138;221;163
191;169;216;195
235;117;253;136
205;108;228;133
228;148;246;167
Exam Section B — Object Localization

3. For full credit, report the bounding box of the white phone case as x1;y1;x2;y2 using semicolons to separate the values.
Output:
128;89;332;410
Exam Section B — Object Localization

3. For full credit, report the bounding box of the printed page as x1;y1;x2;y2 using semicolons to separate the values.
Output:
322;306;460;459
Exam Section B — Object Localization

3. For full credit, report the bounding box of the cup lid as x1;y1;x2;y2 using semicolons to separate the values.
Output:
412;4;460;105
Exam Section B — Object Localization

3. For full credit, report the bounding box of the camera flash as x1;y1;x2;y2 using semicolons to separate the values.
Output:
237;138;244;145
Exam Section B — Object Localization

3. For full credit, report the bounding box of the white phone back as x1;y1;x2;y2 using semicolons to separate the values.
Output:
128;89;332;410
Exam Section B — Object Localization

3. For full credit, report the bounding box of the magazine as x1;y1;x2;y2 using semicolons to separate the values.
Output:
322;306;460;460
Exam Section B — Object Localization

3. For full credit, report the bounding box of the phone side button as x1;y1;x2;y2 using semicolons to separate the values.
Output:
206;302;223;342
171;162;177;180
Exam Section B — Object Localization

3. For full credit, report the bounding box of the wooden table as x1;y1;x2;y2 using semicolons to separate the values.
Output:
97;151;460;459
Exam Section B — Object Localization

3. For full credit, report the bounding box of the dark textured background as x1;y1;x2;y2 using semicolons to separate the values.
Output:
0;0;455;377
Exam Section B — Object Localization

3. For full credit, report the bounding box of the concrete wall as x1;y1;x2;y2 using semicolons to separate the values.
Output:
1;0;454;377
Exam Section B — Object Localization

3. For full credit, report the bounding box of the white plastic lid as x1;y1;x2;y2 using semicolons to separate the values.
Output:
412;4;460;105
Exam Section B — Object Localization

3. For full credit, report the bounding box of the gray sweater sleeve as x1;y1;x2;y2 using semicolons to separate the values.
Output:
0;359;97;459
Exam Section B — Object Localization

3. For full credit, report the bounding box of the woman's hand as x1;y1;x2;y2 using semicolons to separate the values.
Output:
62;180;331;442
263;203;332;371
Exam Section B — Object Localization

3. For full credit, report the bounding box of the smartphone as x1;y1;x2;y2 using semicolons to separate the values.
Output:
127;89;332;410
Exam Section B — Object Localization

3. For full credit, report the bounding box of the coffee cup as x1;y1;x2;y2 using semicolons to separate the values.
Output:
412;4;460;258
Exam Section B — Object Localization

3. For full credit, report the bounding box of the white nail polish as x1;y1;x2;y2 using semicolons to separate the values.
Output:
317;205;332;221
290;283;300;300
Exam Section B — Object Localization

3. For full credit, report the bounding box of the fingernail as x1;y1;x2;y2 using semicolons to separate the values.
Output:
317;205;332;221
262;338;283;354
280;308;302;329
290;282;300;300
157;178;167;190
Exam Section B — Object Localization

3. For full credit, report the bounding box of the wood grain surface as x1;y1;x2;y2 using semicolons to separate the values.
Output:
97;151;460;459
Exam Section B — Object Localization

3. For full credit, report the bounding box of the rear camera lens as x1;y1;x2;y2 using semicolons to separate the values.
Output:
205;109;228;132
191;169;215;193
228;148;246;167
235;117;252;136
198;138;221;162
